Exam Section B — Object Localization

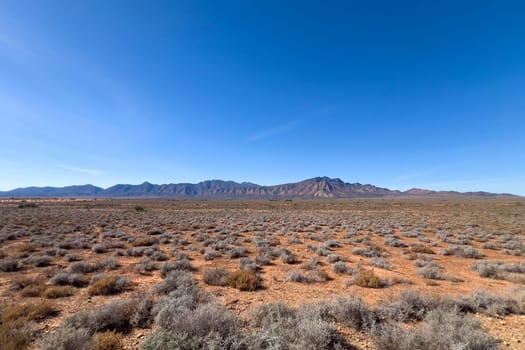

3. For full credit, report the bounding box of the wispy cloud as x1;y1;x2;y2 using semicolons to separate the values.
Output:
0;31;29;54
245;120;300;142
60;166;104;176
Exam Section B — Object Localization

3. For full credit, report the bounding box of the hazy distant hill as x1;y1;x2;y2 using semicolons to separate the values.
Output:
0;185;104;198
0;177;517;198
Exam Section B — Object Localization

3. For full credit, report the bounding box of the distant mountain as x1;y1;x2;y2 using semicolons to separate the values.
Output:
0;185;103;198
0;177;517;198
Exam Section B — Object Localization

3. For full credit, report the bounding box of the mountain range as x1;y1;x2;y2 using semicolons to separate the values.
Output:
0;177;517;199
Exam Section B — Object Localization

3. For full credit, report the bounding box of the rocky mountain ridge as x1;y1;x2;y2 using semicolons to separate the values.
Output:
0;177;516;198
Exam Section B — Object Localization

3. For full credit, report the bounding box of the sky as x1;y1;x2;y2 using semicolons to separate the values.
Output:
1;1;524;194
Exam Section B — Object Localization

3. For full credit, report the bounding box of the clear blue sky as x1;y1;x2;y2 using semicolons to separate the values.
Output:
1;1;524;194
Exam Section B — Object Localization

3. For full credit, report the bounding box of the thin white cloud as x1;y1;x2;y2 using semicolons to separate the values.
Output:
60;166;104;176
245;120;300;142
0;31;29;54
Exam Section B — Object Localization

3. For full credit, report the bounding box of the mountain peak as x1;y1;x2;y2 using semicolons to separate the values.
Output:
306;176;344;183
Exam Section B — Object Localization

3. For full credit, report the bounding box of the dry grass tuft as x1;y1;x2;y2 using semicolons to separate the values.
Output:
93;331;124;350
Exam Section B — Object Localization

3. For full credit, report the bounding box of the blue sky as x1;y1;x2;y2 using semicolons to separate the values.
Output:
1;1;524;194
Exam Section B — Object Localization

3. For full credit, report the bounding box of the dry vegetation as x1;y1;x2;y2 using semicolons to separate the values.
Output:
1;198;524;349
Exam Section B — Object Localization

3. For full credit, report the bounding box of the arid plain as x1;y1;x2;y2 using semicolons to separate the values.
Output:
1;198;524;349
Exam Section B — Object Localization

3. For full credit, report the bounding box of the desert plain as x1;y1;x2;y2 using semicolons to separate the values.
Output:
1;198;524;349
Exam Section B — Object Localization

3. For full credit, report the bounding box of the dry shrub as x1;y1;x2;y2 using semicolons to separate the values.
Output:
23;254;53;267
246;301;349;349
333;261;351;274
18;243;37;253
305;269;331;282
440;245;483;259
20;283;47;297
373;309;498;350
159;260;194;277
43;286;76;298
37;327;93;350
328;296;378;331
0;300;59;349
88;275;130;296
352;269;383;288
0;326;32;350
203;268;228;286
131;237;156;247
409;244;435;254
226;270;262;291
2;301;58;324
284;268;331;283
12;275;47;297
11;275;41;291
130;295;154;329
353;245;386;258
0;259;19;272
386;276;414;286
93;331;124;350
376;290;436;322
68;261;98;274
284;269;308;283
50;271;88;287
64;300;135;334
